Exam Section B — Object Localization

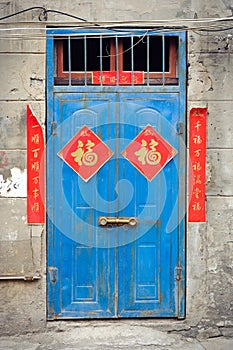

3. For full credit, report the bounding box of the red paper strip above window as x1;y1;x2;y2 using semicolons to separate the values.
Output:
92;71;144;85
27;105;45;224
188;107;207;223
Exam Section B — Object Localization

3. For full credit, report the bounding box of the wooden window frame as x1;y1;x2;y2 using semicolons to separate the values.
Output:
55;36;178;84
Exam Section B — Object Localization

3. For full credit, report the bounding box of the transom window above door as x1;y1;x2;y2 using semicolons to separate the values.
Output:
54;34;178;86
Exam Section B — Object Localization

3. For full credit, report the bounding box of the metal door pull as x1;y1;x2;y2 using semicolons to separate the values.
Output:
98;216;137;226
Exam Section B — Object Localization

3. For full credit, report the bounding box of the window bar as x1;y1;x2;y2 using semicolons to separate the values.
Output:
147;35;150;86
68;36;71;86
162;35;165;86
131;36;134;86
116;36;119;86
84;35;87;86
100;35;103;86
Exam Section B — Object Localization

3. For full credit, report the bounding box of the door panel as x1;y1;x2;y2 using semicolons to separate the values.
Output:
48;93;117;317
47;92;183;318
118;95;179;316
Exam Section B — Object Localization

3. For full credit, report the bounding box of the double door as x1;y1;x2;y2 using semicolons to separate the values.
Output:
47;92;185;318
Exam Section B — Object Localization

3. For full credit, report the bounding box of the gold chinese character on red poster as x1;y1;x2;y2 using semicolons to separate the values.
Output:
32;134;40;144
122;125;177;181
31;202;40;212
193;135;202;144
58;126;113;182
134;139;161;166
71;140;98;166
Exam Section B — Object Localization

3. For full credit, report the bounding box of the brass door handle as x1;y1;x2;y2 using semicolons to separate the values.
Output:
98;216;137;226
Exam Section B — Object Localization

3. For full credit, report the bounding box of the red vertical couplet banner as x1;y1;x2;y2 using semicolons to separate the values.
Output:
27;105;45;224
188;107;207;222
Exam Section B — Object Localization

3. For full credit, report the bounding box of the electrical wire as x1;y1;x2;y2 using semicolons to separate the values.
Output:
0;23;232;33
0;6;88;23
43;9;90;23
0;25;232;40
0;6;46;21
1;6;233;38
99;31;149;58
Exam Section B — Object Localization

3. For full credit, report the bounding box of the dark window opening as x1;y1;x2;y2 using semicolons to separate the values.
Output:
122;37;170;72
63;38;111;72
55;35;178;86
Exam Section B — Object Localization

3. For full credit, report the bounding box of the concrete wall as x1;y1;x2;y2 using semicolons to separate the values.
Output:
0;0;232;338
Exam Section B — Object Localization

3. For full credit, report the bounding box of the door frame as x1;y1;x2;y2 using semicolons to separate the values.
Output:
46;28;187;319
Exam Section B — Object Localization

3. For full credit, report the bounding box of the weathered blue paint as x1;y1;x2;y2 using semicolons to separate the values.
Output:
118;94;180;317
47;29;186;319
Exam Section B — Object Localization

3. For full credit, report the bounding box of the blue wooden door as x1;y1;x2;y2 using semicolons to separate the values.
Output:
47;92;185;319
117;94;183;317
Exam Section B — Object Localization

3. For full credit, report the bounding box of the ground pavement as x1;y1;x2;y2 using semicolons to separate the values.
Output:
0;322;232;350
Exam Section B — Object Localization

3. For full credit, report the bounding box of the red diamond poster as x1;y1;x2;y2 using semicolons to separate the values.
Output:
122;125;177;181
58;126;113;182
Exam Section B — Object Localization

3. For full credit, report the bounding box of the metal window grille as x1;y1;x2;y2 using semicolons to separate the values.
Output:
54;34;178;86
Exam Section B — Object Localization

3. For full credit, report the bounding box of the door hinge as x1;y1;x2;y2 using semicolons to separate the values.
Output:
175;265;182;282
176;121;184;135
48;266;58;283
50;121;57;136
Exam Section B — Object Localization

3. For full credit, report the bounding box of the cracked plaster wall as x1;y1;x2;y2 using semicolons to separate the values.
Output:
0;0;232;338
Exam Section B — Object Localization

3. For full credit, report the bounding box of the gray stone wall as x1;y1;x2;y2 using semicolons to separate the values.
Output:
188;27;233;335
0;0;232;338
